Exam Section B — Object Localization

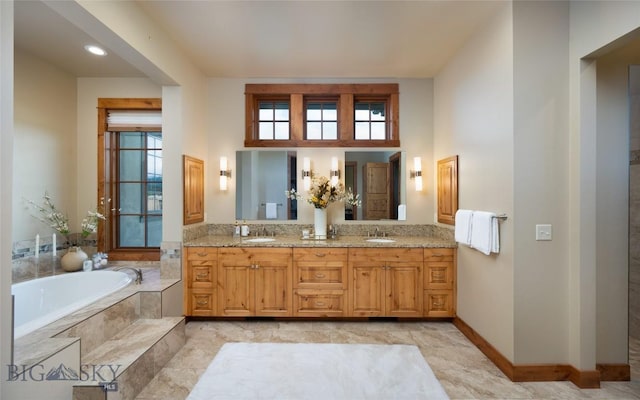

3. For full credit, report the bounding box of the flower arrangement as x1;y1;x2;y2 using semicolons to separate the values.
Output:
286;175;361;209
27;192;106;245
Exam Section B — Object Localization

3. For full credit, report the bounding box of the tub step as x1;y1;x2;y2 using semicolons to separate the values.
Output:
72;316;185;400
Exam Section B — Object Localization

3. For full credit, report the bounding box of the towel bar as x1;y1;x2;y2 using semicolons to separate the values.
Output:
493;214;508;221
260;203;283;207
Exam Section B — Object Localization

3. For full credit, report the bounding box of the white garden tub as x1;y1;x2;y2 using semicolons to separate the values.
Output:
11;270;132;339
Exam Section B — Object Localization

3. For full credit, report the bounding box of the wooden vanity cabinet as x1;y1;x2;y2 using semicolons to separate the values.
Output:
348;248;423;317
424;248;456;317
217;248;293;317
292;248;348;317
183;247;217;316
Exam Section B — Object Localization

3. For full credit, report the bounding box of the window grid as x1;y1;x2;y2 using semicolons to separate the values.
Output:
354;101;387;140
258;100;290;140
305;100;338;140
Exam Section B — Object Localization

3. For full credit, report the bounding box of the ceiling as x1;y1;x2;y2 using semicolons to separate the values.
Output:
14;0;504;79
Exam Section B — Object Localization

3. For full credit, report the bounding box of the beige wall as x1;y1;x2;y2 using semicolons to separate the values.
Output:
13;50;77;243
512;1;571;364
434;3;515;360
1;1;13;397
206;78;435;225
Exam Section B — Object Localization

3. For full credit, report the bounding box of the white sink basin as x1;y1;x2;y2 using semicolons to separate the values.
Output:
365;238;396;243
243;237;276;243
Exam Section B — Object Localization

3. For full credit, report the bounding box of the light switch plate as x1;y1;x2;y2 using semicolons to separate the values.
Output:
535;224;552;241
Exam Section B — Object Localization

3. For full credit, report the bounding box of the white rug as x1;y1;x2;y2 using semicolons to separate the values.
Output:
186;343;449;400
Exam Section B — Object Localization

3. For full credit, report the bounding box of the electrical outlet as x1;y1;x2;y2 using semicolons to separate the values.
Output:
535;224;552;241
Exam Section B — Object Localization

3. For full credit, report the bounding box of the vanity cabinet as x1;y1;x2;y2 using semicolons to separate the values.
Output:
424;248;456;317
292;248;348;317
217;248;293;317
183;247;217;316
348;248;423;317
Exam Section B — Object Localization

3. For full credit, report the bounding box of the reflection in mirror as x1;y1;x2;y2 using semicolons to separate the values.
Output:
345;151;405;220
236;151;297;220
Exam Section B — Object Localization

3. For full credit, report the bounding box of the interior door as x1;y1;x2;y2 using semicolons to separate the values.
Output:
363;162;390;220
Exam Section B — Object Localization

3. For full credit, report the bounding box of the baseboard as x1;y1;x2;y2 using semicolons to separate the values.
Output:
597;363;631;381
453;317;613;389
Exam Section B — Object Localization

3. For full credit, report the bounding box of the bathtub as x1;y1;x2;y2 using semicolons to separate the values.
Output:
11;270;132;339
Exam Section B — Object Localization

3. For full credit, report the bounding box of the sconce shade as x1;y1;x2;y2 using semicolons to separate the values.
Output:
330;156;340;187
220;156;229;191
303;157;311;191
413;157;423;191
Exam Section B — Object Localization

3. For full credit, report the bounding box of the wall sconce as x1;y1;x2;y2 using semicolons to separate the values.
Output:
220;156;230;191
411;156;423;192
302;157;311;191
330;156;340;187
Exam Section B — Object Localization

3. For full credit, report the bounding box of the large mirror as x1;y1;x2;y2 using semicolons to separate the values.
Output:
345;151;406;220
236;151;297;220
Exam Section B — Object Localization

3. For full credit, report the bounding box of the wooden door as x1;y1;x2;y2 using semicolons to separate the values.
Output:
386;262;423;317
253;250;292;316
363;162;390;220
217;249;254;316
349;262;385;316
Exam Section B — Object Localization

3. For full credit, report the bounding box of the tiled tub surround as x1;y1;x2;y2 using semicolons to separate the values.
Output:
12;266;180;369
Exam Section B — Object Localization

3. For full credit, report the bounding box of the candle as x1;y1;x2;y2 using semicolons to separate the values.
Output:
35;234;39;258
52;233;56;256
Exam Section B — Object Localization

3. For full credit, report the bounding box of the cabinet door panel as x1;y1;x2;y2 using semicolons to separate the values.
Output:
255;263;291;316
350;263;384;316
424;262;453;290
293;289;345;317
387;263;422;317
190;291;216;316
217;264;253;316
424;290;454;317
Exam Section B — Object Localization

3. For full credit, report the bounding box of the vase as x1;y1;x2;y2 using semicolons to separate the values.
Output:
314;208;327;239
61;246;88;272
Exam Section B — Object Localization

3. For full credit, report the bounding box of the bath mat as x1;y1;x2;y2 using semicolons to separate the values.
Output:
186;342;449;400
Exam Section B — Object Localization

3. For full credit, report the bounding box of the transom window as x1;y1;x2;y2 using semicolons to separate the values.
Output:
355;100;387;140
258;100;290;140
305;99;338;140
245;84;399;147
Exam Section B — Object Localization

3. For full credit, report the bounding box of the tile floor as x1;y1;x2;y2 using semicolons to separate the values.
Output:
136;321;640;400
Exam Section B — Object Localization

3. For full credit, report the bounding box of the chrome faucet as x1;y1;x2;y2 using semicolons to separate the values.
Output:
114;266;143;284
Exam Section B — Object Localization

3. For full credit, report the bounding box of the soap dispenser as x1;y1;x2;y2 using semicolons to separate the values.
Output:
234;221;241;237
241;221;250;237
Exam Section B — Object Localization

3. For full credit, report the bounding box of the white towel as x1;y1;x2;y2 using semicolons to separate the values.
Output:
470;211;499;255
265;203;278;219
454;209;473;245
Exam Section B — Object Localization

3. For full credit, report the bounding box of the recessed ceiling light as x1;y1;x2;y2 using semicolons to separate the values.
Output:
84;45;107;56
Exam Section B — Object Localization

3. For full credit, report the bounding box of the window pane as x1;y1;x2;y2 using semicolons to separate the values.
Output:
119;215;145;247
355;122;370;140
120;150;143;181
370;103;386;120
307;103;322;120
120;132;144;149
259;102;274;120
274;122;289;139
147;182;163;213
323;122;337;140
371;122;386;140
274;102;289;120
147;216;162;247
307;122;322;139
147;134;162;148
355;103;370;120
259;122;274;139
324;103;337;120
120;183;143;213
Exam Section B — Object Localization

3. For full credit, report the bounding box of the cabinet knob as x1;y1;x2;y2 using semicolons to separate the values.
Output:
197;252;208;257
315;301;326;307
196;272;208;280
315;253;327;257
196;299;209;306
314;273;326;279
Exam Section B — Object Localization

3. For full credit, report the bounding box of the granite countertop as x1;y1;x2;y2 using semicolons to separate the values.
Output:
184;234;456;248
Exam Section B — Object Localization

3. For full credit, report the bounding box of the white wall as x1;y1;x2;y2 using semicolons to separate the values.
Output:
434;3;515;361
13;50;77;243
206;78;434;226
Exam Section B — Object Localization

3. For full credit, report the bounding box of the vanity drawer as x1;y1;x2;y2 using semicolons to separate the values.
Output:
293;248;348;261
348;248;423;263
424;290;454;317
186;247;217;261
189;290;216;316
424;248;454;262
293;289;345;317
424;262;453;290
188;262;216;288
